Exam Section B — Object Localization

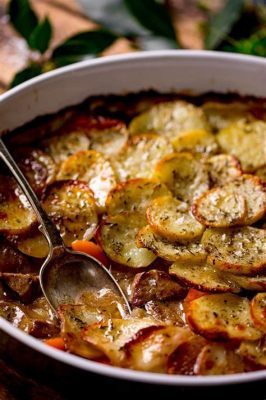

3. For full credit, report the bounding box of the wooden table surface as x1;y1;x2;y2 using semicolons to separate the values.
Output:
0;1;265;398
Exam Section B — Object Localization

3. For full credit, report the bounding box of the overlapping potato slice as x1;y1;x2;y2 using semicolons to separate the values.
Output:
125;325;193;372
56;150;116;211
0;239;36;274
217;119;266;172
143;299;185;326
206;154;242;187
194;344;251;375
130;270;186;307
82;318;161;365
129;101;210;141
202;101;250;131
0;175;36;235
221;175;266;225
238;338;266;367
136;225;207;263
154;152;209;203
169;262;240;293
172;129;218;155
192;188;246;227
114;134;173;181
97;213;156;268
256;165;266;183
15;228;49;258
202;227;266;275
167;335;207;375
251;293;266;331
14;147;56;195
42;180;98;246
187;293;263;341
106;179;170;215
147;196;204;241
0;272;40;303
43;131;90;163
227;274;266;292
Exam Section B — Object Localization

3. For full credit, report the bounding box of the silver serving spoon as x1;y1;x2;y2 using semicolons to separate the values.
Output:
0;138;131;315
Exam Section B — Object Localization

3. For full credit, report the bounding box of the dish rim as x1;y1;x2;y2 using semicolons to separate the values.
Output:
0;49;266;386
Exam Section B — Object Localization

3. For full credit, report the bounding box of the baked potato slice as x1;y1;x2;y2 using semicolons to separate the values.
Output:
130;270;186;307
194;344;251;375
202;227;266;275
42;180;98;246
186;293;263;341
172;129;218;155
15;228;49;258
169;262;240;293
250;293;266;331
206;154;242;187
82;318;160;366
217;119;266;172
56;150;116;211
14;147;56;196
43;131;90;163
114;133;173;181
97;213;156;268
0;239;36;274
227;274;266;292
238;338;266;367
0;272;40;303
129;100;210;140
125;325;193;372
0;175;36;236
154;152;209;203
202;101;250;131
106;179;171;216
192;188;247;227
143;299;185;326
147;196;204;241
136;225;207;263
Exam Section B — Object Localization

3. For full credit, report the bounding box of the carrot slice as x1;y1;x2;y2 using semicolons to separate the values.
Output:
44;337;66;351
71;240;109;267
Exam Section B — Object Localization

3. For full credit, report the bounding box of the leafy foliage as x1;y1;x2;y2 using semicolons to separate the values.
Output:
9;64;42;88
8;0;38;40
28;17;52;54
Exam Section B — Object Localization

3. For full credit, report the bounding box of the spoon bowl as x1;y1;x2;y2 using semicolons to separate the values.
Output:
0;138;131;315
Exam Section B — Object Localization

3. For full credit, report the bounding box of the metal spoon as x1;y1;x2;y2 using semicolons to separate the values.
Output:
0;138;131;314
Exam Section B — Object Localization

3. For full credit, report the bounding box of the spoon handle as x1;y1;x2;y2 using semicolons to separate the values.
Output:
0;138;64;251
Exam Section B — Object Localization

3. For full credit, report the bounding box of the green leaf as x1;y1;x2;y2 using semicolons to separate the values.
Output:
9;64;42;88
51;29;118;63
123;0;176;41
8;0;38;40
205;0;244;50
28;17;52;54
224;32;266;57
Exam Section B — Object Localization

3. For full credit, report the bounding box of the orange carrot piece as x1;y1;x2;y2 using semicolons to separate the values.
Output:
71;240;109;267
44;337;66;351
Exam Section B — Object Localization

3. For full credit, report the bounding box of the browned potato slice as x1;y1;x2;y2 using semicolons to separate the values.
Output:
130;270;186;307
251;293;266;331
106;179;171;215
0;273;40;303
147;196;204;241
154;153;209;203
194;344;251;375
238;338;266;367
224;175;266;225
58;304;103;359
14;147;56;196
256;165;266;183
167;335;207;375
137;225;207;263
43;180;98;246
202;101;250;131
43;131;91;163
217;119;266;172
82;318;160;366
202;227;266;275
129;101;210;140
143;299;185;326
0;239;36;274
98;213;156;268
192;188;246;227
172;129;218;155
206;154;242;187
56;150;116;211
169;262;240;293
0;175;36;235
16;228;49;259
114;134;173;181
125;325;193;372
227;274;266;292
187;293;263;341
